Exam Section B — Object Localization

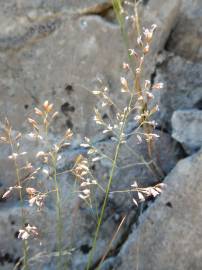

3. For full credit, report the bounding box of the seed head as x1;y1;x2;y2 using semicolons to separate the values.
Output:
34;107;43;116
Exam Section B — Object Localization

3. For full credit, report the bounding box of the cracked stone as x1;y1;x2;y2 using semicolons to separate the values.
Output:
112;149;202;270
152;54;202;130
172;109;202;154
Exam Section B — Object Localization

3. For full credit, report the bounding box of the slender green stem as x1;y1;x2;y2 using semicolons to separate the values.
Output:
45;122;64;268
8;131;29;270
112;0;132;63
86;94;134;269
86;136;122;270
52;154;63;270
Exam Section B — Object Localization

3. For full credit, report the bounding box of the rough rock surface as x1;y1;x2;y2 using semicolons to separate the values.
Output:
166;0;202;61
0;0;180;138
112;149;202;270
152;0;202;129
0;1;111;36
153;54;202;130
172;109;202;154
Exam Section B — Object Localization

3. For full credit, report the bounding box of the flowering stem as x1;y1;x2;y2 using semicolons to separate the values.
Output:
8;130;29;270
86;94;134;269
52;154;63;270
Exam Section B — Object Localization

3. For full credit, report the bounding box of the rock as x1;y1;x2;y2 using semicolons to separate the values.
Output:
0;15;125;139
172;109;202;154
112;149;202;270
0;1;111;36
151;0;202;129
152;54;202;130
166;0;202;61
0;0;180;139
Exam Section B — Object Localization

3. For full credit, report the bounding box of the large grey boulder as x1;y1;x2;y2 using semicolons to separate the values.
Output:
0;1;111;36
172;109;202;154
0;0;180;138
112;149;202;270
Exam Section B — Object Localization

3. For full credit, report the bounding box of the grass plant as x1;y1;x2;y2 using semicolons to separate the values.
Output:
0;2;166;270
